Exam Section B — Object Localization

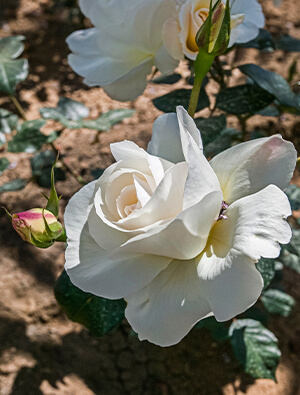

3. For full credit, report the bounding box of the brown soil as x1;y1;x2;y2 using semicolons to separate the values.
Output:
0;0;300;394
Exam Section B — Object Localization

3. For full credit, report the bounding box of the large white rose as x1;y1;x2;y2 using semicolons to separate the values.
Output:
65;106;296;347
66;0;178;101
163;0;265;60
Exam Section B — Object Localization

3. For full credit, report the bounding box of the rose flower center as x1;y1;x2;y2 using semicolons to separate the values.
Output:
218;200;229;221
186;7;210;52
198;9;209;22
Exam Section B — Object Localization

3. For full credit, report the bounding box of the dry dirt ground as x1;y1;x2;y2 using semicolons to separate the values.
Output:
0;0;300;394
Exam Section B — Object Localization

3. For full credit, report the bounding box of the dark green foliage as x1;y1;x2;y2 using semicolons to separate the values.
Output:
276;34;300;52
195;316;229;341
194;115;226;145
238;29;275;52
0;178;27;193
256;105;280;117
256;258;276;291
31;151;65;188
285;184;300;210
153;88;209;113
0;36;28;94
40;98;134;131
205;128;241;157
261;289;295;317
79;109;135;131
239;64;299;109
195;115;240;157
0;132;5;146
229;319;281;381
216;84;274;114
280;229;300;273
238;31;300;53
91;168;105;179
40;97;89;123
0;108;18;134
7;120;49;153
0;157;10;175
240;306;269;327
54;270;126;337
151;73;181;85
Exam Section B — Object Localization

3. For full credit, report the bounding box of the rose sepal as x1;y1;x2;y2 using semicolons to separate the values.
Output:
195;0;231;56
43;154;61;218
11;208;64;248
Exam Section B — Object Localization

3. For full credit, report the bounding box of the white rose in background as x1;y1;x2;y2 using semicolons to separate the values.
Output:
163;0;265;60
64;106;296;347
66;0;178;101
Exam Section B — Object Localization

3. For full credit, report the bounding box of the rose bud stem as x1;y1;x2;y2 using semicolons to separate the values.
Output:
188;0;231;118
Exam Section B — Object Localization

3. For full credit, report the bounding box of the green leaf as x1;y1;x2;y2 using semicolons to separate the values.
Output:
195;316;229;341
285;184;300;210
256;105;280;117
42;209;63;240
238;29;275;52
229;319;281;381
249;130;268;140
194;114;226;145
280;248;300;274
151;73;181;85
0;178;27;193
41;101;134;131
216;84;274;114
0;157;10;175
0;36;28;94
0;132;6;147
153;88;209;113
205;128;241;157
54;270;126;337
31;150;65;188
0;108;18;134
276;34;300;52
256;258;276;291
40;97;89;123
91;168;105;179
280;229;300;273
79;109;135;131
288;58;298;84
241;306;269;326
7;119;48;153
261;289;295;317
239;64;299;109
195;117;241;157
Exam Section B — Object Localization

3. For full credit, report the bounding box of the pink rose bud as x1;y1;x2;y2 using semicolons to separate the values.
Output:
12;208;63;248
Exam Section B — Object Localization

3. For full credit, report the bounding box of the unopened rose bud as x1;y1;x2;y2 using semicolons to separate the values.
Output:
196;0;231;56
12;208;63;248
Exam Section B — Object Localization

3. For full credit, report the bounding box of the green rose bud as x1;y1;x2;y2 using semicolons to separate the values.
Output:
195;0;231;56
12;208;63;248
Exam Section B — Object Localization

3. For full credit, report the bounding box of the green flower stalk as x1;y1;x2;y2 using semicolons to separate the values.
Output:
188;0;231;117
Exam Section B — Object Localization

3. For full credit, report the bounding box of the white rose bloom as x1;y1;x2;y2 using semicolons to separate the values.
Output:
163;0;265;61
65;106;296;347
66;0;178;101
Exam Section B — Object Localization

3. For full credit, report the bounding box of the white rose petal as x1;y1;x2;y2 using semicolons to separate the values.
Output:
66;0;178;101
65;106;296;347
209;134;297;204
125;259;213;347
